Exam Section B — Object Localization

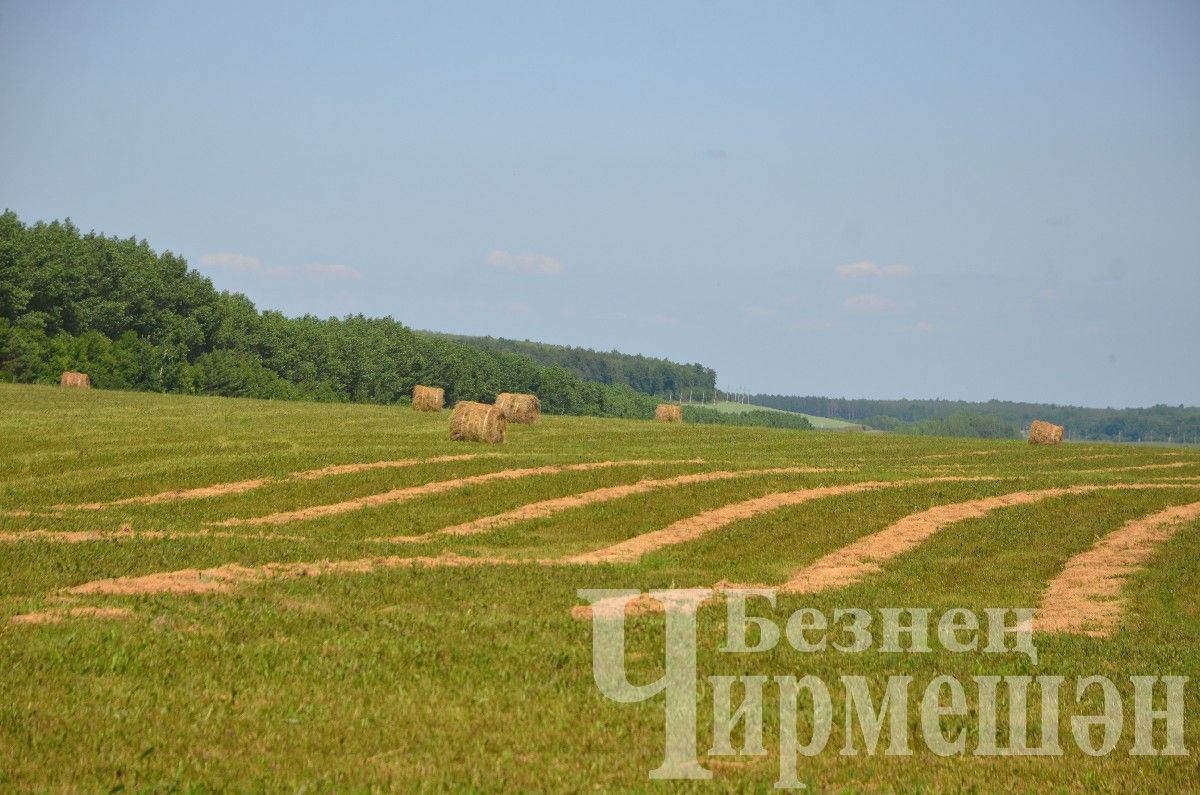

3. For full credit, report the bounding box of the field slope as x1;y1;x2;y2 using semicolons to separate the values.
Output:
698;400;864;429
1;383;1199;791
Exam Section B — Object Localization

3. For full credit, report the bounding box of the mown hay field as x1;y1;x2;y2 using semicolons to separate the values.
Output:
1;383;1199;791
701;400;864;430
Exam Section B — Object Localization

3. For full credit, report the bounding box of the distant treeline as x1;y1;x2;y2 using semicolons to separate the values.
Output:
425;332;717;401
748;394;1200;444
0;212;668;420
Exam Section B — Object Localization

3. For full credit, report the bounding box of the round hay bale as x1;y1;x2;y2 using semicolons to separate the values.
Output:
412;385;445;412
60;372;91;389
495;392;540;424
450;401;507;444
655;403;683;423
1028;419;1064;445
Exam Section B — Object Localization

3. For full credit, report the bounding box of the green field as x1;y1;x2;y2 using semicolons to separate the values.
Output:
696;400;864;430
2;383;1199;791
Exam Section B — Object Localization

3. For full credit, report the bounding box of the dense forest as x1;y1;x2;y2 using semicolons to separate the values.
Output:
424;332;716;400
748;394;1200;444
0;213;657;418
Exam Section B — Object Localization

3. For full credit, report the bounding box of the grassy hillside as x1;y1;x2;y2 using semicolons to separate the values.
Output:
2;383;1199;791
698;400;864;430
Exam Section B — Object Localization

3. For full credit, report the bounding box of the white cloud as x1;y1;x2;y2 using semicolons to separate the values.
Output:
835;260;914;279
486;250;564;274
303;262;363;280
843;293;897;312
200;252;265;272
199;252;362;281
913;320;934;332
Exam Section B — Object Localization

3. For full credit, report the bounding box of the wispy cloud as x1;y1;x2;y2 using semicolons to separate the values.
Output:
199;252;363;281
699;148;730;160
299;263;360;279
200;252;264;272
486;250;563;274
843;293;897;312
835;260;914;279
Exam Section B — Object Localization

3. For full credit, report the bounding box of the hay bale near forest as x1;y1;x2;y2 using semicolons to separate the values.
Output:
655;404;683;423
450;401;507;444
412;385;445;412
1028;420;1064;445
495;392;540;424
60;372;91;389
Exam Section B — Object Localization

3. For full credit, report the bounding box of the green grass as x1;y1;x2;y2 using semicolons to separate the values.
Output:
1;383;1199;792
694;400;864;430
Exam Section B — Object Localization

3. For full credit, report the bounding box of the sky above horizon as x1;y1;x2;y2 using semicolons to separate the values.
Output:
2;1;1197;408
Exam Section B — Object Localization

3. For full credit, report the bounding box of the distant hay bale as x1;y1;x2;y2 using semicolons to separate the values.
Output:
412;385;445;412
1029;420;1064;445
655;404;683;423
450;401;507;444
60;372;91;389
495;392;540;424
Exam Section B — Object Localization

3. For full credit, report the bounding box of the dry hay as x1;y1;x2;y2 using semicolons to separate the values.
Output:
655;404;683;423
67;553;525;596
0;526;310;544
450;401;506;444
10;606;132;626
495;392;540;424
1028;419;1064;445
570;590;719;621
59;371;91;389
290;453;493;480
61;453;495;511
1065;461;1193;474
390;466;839;543
412;384;445;412
215;459;688;527
560;476;999;566
1037;500;1200;637
778;482;1197;595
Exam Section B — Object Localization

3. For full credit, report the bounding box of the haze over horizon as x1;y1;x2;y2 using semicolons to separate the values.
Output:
2;1;1197;408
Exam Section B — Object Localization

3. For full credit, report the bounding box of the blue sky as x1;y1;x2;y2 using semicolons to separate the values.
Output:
2;1;1197;407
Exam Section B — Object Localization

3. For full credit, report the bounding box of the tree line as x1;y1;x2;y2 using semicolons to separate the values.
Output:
0;212;667;418
0;211;809;432
425;332;717;400
748;394;1200;444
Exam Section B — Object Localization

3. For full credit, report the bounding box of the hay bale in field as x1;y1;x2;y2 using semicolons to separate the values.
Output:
60;372;91;389
1028;419;1064;445
655;403;683;423
450;401;507;444
412;385;445;412
495;392;540;424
